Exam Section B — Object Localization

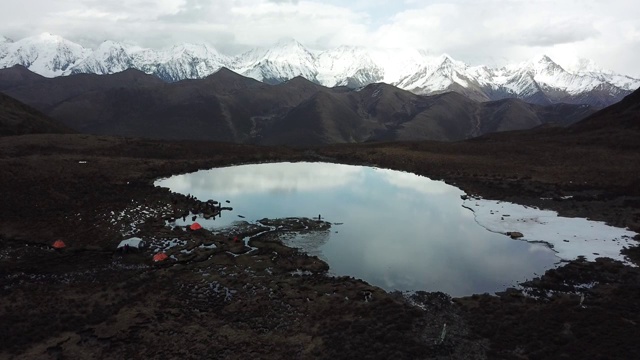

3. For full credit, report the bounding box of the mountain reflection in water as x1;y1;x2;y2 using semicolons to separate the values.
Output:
155;162;558;296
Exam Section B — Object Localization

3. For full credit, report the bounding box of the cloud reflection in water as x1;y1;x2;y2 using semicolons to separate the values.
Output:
156;162;558;296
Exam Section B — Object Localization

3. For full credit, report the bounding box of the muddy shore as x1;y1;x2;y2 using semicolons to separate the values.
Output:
1;133;639;359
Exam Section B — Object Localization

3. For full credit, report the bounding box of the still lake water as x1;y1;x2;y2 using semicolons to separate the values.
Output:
155;162;558;296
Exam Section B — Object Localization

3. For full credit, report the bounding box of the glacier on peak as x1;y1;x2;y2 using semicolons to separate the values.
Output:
0;33;90;77
69;41;136;75
238;38;319;84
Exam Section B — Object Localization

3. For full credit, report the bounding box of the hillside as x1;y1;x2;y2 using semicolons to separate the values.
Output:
0;92;73;136
0;67;597;145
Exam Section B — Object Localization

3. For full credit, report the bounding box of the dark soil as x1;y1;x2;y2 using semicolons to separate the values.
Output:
1;133;640;359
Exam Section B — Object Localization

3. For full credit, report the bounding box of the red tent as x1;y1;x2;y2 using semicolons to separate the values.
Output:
52;240;66;249
153;253;168;262
190;222;202;231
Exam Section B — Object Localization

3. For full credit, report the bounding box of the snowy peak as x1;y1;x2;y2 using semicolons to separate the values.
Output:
1;33;638;107
433;54;470;77
69;40;136;75
272;37;306;50
143;44;229;82
33;32;67;43
506;54;563;76
161;43;224;60
241;38;318;84
257;37;316;67
435;54;462;68
0;33;90;77
395;53;474;93
532;54;558;66
529;54;567;76
316;46;384;87
495;55;604;99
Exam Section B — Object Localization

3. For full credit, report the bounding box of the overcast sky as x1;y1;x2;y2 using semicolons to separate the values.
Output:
1;0;638;75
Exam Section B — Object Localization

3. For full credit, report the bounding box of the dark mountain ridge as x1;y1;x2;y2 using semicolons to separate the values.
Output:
0;66;598;146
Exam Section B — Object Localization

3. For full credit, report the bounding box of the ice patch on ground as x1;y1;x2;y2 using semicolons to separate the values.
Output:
199;243;217;250
463;198;637;264
289;269;313;276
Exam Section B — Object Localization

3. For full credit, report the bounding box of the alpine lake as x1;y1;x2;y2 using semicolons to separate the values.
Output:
155;162;562;297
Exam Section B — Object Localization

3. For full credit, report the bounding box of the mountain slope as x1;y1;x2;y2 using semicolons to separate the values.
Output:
473;87;640;154
0;68;164;112
39;71;328;142
261;91;364;146
0;92;73;136
0;65;46;89
0;66;599;145
568;88;640;133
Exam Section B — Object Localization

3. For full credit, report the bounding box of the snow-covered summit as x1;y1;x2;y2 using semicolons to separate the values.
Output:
316;46;384;87
0;32;90;77
142;43;229;81
70;40;136;75
156;43;224;61
239;38;319;83
396;54;469;92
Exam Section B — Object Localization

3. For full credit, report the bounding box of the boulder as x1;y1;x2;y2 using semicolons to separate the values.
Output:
508;231;524;239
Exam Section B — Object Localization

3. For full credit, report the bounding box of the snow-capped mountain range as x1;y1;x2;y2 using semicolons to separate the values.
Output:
1;33;639;107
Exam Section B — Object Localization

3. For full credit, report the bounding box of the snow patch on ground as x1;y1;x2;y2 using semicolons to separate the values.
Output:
289;269;313;276
103;201;172;236
463;198;637;264
148;237;186;252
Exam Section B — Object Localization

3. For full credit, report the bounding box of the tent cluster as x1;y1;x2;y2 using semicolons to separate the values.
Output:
50;236;173;263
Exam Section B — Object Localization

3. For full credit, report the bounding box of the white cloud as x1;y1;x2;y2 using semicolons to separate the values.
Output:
0;0;638;76
375;168;460;196
155;162;366;196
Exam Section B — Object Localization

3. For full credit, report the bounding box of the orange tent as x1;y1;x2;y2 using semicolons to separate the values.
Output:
153;253;168;262
52;240;66;249
190;222;202;231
